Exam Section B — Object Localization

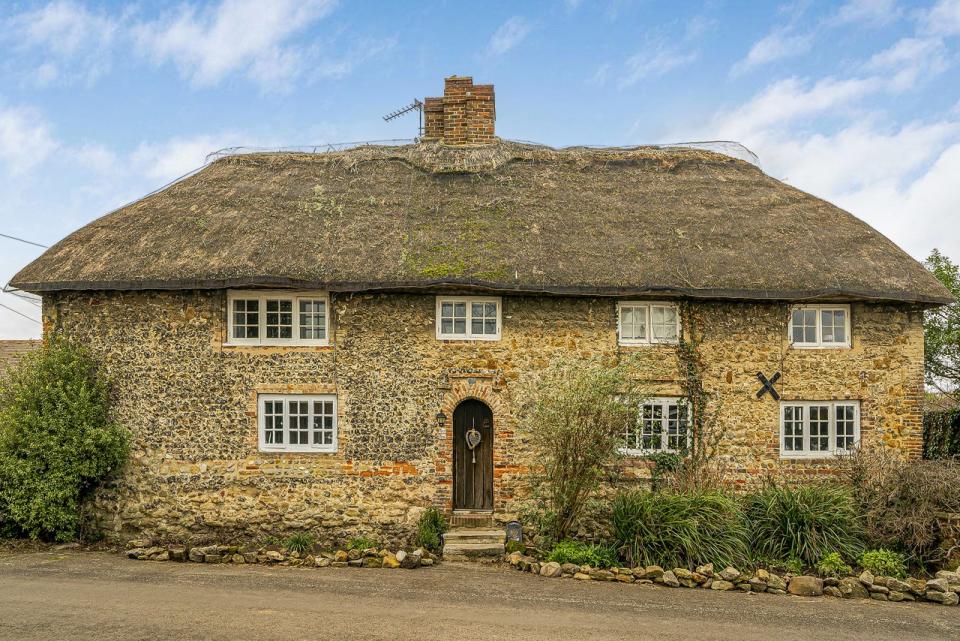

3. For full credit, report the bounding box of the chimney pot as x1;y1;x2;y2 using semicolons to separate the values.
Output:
421;76;495;146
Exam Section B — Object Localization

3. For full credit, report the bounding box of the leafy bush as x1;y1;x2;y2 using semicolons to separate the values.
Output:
0;340;129;541
816;552;853;577
742;484;864;566
859;549;907;578
841;447;960;566
783;557;804;575
923;409;960;459
547;540;617;568
284;533;316;554
518;356;645;544
414;507;447;552
347;536;378;550
612;489;748;569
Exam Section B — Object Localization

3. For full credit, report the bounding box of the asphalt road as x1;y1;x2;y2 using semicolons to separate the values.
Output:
0;550;957;641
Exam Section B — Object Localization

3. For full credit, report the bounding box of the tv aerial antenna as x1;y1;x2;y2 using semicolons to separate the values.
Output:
383;98;424;137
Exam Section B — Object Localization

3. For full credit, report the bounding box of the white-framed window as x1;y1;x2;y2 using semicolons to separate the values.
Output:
436;296;501;340
227;290;329;346
622;397;688;455
788;304;850;348
779;400;860;459
617;302;679;345
258;394;337;453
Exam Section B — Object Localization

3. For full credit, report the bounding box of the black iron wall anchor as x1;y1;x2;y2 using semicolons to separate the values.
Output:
756;371;781;400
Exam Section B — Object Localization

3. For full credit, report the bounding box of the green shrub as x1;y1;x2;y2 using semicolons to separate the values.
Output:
816;552;853;577
742;484;864;566
784;557;804;575
284;533;316;554
414;507;447;552
347;536;378;550
0;340;129;541
504;540;525;554
859;548;907;578
546;540;617;568
612;489;748;569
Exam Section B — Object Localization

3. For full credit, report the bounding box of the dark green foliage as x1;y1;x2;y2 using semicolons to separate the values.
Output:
347;536;378;550
546;540;617;568
611;489;748;569
816;552;853;577
923;409;960;459
859;548;907;578
284;533;316;554
504;540;525;554
414;507;447;552
0;340;129;541
645;452;682;492
742;484;864;566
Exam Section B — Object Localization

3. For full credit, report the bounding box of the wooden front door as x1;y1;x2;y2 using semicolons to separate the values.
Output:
453;399;493;511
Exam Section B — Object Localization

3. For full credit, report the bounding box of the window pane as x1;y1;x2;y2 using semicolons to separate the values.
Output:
792;309;817;344
821;309;846;344
836;404;856;450
641;403;663;450
485;303;496;316
441;319;453;334
454;303;466;317
621;305;646;341
651;306;677;341
441;302;453;318
484;319;497;334
472;318;483;334
299;299;326;340
667;402;686;451
454;318;466;334
783;406;804;451
266;299;294;339
809;405;830;451
471;302;484;317
233;299;260;339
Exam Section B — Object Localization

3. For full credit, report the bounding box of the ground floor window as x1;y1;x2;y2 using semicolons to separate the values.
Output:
780;400;860;458
258;394;337;453
622;397;688;455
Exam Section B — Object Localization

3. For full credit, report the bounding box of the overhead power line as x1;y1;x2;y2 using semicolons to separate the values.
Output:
0;300;41;324
0;232;48;249
3;290;41;307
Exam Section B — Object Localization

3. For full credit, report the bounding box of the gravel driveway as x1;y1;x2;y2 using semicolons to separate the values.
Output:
0;550;957;641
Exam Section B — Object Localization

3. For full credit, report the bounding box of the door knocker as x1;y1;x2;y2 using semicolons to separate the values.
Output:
465;419;482;464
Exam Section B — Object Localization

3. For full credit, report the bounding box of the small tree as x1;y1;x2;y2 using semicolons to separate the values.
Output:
924;249;960;393
519;356;645;544
0;340;129;541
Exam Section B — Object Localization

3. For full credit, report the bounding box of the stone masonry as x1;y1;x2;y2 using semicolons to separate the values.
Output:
41;291;925;545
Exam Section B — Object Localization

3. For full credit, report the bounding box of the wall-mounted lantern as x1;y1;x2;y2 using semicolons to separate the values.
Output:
436;411;447;428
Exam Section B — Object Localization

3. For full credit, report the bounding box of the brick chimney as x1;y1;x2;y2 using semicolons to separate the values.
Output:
422;76;496;146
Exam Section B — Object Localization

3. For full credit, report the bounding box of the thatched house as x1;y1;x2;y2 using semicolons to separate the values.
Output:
9;76;952;549
0;340;40;381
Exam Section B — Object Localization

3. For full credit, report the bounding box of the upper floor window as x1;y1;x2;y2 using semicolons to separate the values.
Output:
258;394;337;453
436;296;501;340
622;397;688;455
780;400;860;459
617;302;679;345
227;290;329;346
789;304;850;348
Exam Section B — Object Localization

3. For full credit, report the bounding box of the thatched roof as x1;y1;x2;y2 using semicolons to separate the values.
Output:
10;140;952;305
0;340;40;379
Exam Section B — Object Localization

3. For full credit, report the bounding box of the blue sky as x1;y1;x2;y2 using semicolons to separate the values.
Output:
1;0;959;338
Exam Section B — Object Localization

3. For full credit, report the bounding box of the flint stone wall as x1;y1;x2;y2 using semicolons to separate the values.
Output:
41;291;925;544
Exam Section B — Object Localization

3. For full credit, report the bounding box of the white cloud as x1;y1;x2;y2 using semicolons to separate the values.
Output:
4;0;121;86
921;0;960;36
865;36;949;91
731;28;813;76
486;17;533;56
130;134;249;182
0;105;59;173
618;45;698;88
133;0;337;89
830;0;902;27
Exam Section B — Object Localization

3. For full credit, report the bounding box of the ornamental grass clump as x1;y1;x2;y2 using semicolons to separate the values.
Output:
0;340;129;542
742;484;864;566
283;533;316;555
547;540;617;569
611;489;748;570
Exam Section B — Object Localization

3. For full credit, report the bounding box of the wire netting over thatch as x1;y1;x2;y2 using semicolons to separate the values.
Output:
10;140;952;304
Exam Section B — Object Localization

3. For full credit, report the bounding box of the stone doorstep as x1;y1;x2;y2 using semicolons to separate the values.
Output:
442;542;506;561
442;529;506;545
448;513;496;529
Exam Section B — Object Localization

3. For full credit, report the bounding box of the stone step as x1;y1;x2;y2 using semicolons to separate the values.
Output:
448;513;495;529
442;529;505;545
442;542;506;561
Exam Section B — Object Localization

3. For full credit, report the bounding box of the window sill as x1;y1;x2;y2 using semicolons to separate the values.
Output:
618;340;679;347
223;342;332;349
779;451;853;461
259;447;337;454
620;448;684;457
436;335;501;342
789;343;851;350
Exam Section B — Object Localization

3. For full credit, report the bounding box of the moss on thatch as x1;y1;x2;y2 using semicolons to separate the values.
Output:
9;140;952;304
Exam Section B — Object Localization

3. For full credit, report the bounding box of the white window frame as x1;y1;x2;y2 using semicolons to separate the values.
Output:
621;397;689;456
258;394;338;453
788;304;851;349
617;301;680;346
435;296;502;341
779;400;861;459
226;290;330;347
